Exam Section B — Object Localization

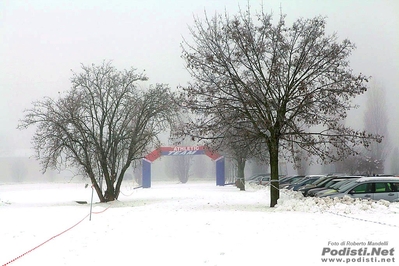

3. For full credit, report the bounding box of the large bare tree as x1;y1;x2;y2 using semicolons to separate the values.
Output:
362;80;389;174
334;81;389;175
18;62;179;201
389;147;399;175
165;139;195;183
212;129;267;191
179;7;380;207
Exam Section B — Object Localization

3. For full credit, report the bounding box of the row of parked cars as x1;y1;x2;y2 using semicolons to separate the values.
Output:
246;173;399;202
279;174;399;202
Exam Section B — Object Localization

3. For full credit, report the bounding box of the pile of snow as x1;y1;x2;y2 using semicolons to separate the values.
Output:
275;187;398;214
246;183;399;219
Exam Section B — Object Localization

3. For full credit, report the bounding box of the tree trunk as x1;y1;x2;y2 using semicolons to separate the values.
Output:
115;176;123;200
235;158;246;191
104;172;116;202
104;185;116;201
84;167;105;202
90;173;105;202
115;165;130;200
269;139;280;207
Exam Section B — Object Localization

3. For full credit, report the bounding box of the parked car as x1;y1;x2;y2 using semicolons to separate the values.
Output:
247;173;286;186
298;176;333;196
317;176;399;202
248;176;270;186
279;175;305;188
314;179;360;198
306;177;362;197
246;173;270;181
299;176;361;197
284;175;325;191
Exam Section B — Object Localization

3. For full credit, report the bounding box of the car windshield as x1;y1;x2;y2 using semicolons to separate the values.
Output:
287;177;305;183
311;176;329;186
302;178;319;185
330;180;349;189
324;179;339;188
338;179;359;192
280;176;296;182
279;176;291;182
331;179;360;189
290;177;307;184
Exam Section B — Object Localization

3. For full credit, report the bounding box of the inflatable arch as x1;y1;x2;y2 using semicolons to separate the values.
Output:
142;146;225;188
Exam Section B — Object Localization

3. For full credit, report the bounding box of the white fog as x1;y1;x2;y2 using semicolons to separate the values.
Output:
1;0;398;179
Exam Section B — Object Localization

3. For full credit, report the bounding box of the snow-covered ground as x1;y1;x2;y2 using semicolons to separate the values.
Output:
1;180;398;266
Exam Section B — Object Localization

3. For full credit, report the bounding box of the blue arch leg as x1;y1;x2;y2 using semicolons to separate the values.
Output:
216;157;225;186
142;159;151;188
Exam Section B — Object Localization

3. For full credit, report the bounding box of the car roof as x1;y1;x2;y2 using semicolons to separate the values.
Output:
330;175;364;179
328;178;350;182
356;176;399;183
332;178;360;181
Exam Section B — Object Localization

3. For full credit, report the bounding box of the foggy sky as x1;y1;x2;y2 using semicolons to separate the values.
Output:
1;0;398;157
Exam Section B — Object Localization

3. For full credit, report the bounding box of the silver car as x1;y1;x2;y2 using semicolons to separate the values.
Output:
318;176;399;202
248;176;270;186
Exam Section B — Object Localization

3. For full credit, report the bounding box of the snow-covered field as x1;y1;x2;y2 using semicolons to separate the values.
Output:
1;180;398;266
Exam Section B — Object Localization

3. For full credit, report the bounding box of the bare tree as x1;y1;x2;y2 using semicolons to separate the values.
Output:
191;155;210;179
337;80;390;176
228;136;269;190
248;160;269;176
132;159;143;186
389;147;399;175
164;136;196;183
179;7;380;207
362;80;389;174
294;148;309;176
173;155;193;183
335;151;367;175
165;148;194;184
222;135;252;191
18;62;179;201
199;125;267;190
